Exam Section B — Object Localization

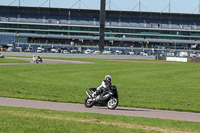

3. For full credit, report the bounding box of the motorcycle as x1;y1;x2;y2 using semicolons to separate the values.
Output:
34;56;42;64
84;85;119;109
37;56;42;63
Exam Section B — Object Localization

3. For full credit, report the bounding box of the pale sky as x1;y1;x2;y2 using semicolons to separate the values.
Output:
0;0;200;14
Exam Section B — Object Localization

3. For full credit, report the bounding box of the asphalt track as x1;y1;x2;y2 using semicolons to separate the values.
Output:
1;56;200;122
0;97;200;122
0;57;91;65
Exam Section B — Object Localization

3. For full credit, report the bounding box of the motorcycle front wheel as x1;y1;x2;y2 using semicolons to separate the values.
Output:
107;97;118;109
84;97;94;108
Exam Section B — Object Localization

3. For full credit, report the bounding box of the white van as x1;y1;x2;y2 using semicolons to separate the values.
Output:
37;47;43;53
63;50;69;54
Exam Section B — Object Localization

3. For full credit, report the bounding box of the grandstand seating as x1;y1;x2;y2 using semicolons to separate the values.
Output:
1;5;200;52
0;9;199;31
60;20;68;24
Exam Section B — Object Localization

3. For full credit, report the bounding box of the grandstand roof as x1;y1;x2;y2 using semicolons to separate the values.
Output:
1;5;200;17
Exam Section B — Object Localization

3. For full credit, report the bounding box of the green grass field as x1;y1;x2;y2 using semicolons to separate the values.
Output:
0;58;29;63
0;106;199;133
0;57;200;112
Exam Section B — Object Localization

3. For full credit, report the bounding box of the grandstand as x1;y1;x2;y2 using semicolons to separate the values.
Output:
0;5;200;54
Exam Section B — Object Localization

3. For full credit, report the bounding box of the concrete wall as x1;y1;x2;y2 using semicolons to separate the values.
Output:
2;52;156;60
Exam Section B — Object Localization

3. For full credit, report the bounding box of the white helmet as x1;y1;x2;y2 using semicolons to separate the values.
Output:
105;75;112;82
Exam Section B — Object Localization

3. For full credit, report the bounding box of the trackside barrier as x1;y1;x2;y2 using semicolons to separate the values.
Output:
158;56;200;63
187;58;200;63
166;57;187;62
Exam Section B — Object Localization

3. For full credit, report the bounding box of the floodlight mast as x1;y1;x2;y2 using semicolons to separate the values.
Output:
139;0;141;11
169;0;171;13
199;0;200;14
99;0;106;53
109;0;111;10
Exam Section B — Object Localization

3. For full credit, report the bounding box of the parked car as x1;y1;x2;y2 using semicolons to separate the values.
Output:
128;51;135;55
62;50;69;54
71;49;77;53
103;50;112;55
114;50;123;55
84;49;93;54
51;48;56;53
93;50;100;54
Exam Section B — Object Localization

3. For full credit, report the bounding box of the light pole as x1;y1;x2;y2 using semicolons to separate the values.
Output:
99;0;106;53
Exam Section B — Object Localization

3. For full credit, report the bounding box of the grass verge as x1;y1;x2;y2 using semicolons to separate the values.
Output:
0;58;30;63
0;106;200;133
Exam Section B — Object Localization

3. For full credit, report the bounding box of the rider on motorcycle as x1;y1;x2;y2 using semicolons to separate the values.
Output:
37;55;42;63
0;53;4;58
32;55;37;62
91;75;112;99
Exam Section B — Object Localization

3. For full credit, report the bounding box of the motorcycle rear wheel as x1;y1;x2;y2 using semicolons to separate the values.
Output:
107;97;118;109
84;97;94;108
